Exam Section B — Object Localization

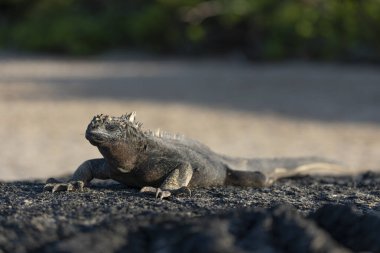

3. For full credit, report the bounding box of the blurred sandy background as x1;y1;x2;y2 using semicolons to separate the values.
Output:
0;56;379;180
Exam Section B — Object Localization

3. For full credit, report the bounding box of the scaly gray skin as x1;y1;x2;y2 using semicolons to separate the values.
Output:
44;112;348;199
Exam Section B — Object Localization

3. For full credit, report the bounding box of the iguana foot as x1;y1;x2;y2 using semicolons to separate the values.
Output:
140;186;171;199
44;178;85;192
140;186;191;199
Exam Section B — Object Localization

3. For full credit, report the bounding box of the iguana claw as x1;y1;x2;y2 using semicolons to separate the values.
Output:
140;186;191;199
155;188;171;199
44;178;84;192
140;186;169;199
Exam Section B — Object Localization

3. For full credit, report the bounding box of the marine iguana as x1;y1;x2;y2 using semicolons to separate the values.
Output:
44;112;347;199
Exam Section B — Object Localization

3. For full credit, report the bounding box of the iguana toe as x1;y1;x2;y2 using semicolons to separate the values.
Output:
44;179;85;192
140;186;171;199
140;186;190;199
71;181;85;191
140;186;157;194
44;178;61;192
43;183;55;192
155;188;171;199
52;183;70;192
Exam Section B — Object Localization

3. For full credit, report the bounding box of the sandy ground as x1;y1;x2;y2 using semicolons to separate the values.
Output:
0;56;380;180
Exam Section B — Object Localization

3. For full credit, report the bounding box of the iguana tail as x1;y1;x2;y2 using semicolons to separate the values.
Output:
221;156;356;187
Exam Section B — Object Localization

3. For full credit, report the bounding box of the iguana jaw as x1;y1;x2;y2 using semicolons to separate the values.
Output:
85;129;111;146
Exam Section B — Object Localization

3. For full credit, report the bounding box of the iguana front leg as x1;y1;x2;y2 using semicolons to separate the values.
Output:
140;162;193;199
44;158;110;192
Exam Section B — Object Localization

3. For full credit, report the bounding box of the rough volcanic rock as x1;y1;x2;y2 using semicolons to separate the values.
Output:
1;172;380;253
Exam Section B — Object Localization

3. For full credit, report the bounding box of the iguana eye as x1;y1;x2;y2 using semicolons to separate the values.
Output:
106;124;118;131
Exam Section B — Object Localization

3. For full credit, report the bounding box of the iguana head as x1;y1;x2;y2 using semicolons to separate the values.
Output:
85;112;146;171
85;112;143;146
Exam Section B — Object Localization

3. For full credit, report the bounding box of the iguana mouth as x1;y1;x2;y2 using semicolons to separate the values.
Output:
85;132;107;145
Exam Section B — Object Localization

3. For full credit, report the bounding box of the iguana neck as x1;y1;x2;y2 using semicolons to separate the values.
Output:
97;140;143;171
